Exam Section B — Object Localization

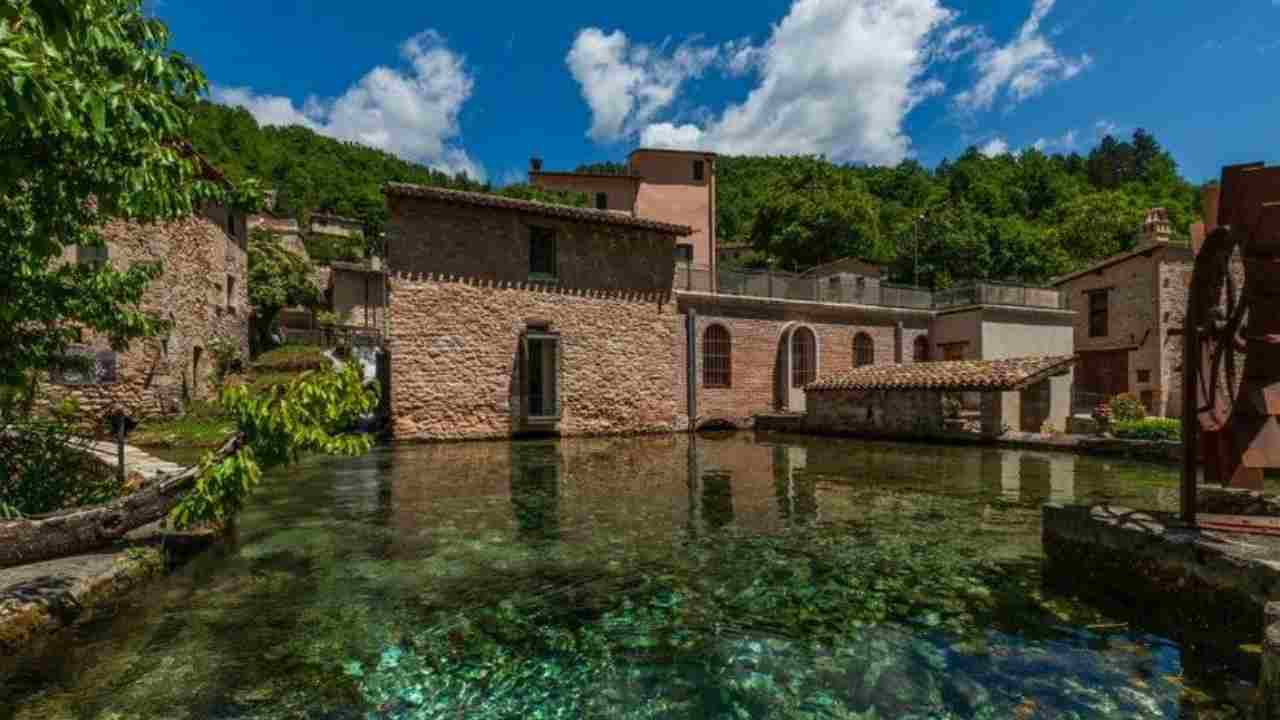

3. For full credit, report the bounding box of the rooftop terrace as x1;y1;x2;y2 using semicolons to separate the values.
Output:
676;265;1067;312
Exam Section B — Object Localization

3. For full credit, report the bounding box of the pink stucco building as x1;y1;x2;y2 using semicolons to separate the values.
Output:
530;148;717;287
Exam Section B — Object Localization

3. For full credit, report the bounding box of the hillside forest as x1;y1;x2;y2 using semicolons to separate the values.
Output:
191;101;1201;288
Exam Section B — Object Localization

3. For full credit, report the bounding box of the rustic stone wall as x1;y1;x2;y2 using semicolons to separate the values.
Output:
385;195;676;293
676;294;922;427
43;212;248;420
388;274;683;440
804;388;943;436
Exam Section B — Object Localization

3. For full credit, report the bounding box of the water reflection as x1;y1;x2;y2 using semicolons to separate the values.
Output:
3;433;1245;720
510;443;561;543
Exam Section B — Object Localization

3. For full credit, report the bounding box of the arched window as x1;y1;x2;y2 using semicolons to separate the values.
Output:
853;332;875;367
703;325;732;388
791;327;816;388
913;335;930;363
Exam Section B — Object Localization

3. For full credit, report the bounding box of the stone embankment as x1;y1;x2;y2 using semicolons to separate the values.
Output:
0;443;220;655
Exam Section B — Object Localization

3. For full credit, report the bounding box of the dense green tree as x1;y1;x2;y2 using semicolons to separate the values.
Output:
247;231;322;353
0;0;224;393
1050;190;1148;262
748;157;881;272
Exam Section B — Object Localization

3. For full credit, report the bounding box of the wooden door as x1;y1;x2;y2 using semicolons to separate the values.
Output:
1077;350;1129;402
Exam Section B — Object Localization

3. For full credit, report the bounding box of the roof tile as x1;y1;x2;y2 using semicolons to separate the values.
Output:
808;355;1076;393
383;183;694;236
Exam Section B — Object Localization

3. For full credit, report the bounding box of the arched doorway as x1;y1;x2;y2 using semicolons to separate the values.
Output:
777;325;818;412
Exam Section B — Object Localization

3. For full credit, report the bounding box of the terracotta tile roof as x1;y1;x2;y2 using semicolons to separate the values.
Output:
383;183;694;236
807;355;1076;393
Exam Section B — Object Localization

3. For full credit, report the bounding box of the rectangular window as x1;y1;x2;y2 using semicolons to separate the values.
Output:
675;244;694;264
529;226;557;279
225;213;236;240
1088;290;1109;338
1137;369;1151;383
76;243;109;269
522;331;560;421
693;160;705;182
51;347;117;385
595;192;608;210
226;275;236;310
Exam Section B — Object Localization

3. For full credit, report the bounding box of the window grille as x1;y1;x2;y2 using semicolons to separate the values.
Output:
693;160;705;181
529;226;557;279
913;336;930;363
703;325;731;388
791;328;816;388
854;333;875;367
595;192;608;210
1088;290;1109;338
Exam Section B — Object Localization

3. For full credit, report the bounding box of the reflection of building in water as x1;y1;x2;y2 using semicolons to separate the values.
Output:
773;445;817;524
994;450;1076;504
700;471;735;530
510;443;562;543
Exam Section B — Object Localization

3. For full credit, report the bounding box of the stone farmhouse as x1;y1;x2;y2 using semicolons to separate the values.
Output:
382;151;1076;441
1052;190;1237;420
45;202;250;418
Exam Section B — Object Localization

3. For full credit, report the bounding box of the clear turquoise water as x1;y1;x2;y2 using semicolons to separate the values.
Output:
0;434;1253;719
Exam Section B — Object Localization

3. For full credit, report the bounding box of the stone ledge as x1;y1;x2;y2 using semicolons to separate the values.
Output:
0;522;220;655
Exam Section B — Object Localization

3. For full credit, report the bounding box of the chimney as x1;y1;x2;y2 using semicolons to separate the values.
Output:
529;157;543;173
1202;183;1221;234
1190;222;1206;256
1141;208;1171;243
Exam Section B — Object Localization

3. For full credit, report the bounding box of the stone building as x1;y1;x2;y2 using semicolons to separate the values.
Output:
1052;208;1199;418
383;151;1075;440
804;356;1076;438
383;184;692;440
45;204;250;418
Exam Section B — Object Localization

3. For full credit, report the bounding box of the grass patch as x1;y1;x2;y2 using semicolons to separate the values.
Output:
132;400;236;449
253;345;330;372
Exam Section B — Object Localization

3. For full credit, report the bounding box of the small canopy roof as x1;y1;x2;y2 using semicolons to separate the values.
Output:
808;355;1076;393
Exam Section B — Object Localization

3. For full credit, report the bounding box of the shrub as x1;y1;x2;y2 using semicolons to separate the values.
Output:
1108;393;1147;422
1092;402;1114;434
1114;417;1182;442
210;338;244;384
0;419;123;516
942;394;963;419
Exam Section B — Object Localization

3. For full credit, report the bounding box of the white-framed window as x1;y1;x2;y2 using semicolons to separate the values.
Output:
522;330;561;422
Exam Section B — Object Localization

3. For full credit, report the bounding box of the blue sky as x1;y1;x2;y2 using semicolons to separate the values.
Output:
156;0;1280;185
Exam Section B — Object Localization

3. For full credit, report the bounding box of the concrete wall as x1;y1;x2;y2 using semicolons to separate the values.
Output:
332;269;386;329
805;389;944;435
385;194;676;294
46;211;249;417
929;309;983;360
387;275;683;440
630;150;716;274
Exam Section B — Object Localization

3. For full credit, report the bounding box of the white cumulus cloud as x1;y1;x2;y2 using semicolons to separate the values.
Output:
212;30;485;181
1031;128;1077;152
954;0;1091;112
566;28;724;143
626;0;961;165
978;137;1010;157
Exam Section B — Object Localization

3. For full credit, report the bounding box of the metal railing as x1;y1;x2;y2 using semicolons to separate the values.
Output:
281;325;383;348
675;265;1062;312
